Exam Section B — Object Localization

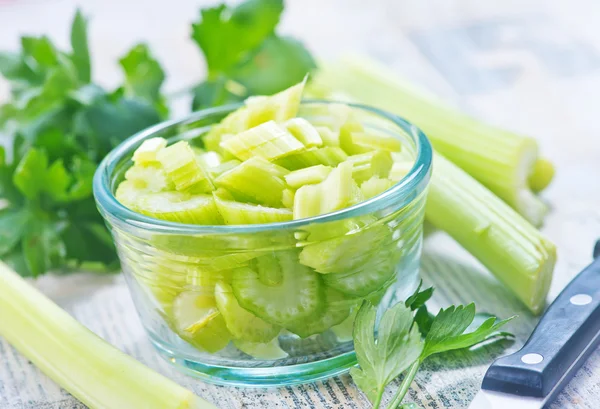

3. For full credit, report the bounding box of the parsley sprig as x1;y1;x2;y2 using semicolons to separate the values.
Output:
351;283;515;409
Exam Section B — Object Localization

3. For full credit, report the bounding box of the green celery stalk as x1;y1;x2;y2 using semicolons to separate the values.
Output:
312;54;552;226
0;262;216;409
426;154;556;314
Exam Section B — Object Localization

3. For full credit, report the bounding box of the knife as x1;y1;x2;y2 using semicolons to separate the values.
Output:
469;240;600;409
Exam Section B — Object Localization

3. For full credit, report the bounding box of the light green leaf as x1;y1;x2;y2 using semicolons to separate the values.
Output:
230;35;316;95
422;304;515;358
0;208;30;255
119;44;165;105
350;301;423;404
70;9;91;83
22;221;65;277
13;148;48;199
191;0;283;75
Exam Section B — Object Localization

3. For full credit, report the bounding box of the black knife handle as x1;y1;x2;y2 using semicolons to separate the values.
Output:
482;245;600;399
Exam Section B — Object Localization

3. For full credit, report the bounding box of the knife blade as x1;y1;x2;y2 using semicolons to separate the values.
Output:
469;240;600;409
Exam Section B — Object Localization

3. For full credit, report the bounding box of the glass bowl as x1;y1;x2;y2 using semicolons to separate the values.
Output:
93;101;432;387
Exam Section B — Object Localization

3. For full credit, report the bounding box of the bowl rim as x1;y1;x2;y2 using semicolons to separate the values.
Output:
93;100;433;234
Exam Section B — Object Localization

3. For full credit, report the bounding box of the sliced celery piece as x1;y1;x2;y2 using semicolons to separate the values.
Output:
124;163;174;192
299;223;392;274
132;137;167;165
215;281;280;343
215;157;288;207
172;290;232;353
331;308;358;342
234;338;288;360
213;194;293;224
339;119;370;155
197;150;222;169
314;55;553;225
284;165;332;189
0;263;215;409
274;146;348;170
344;150;393;183
281;188;296;209
389;159;413;182
284;117;323;147
349;131;402;152
220;120;304;161
136;191;223;225
207;159;241;179
231;251;324;327
187;268;233;290
286;287;358;338
361;176;395;199
293;162;355;219
156;141;214;194
115;180;141;209
315;125;339;146
425;153;556;314
253;253;284;286
203;80;306;153
321;242;398;297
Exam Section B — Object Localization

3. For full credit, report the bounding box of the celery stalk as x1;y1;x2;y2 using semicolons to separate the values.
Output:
425;154;556;314
312;55;553;226
0;262;215;409
529;158;555;193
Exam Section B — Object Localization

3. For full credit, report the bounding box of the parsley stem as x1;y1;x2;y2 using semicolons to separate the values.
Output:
373;388;384;409
386;360;421;409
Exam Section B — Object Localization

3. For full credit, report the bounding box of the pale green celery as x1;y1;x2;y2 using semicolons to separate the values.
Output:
314;126;339;146
207;159;241;179
132;137;167;165
425;153;556;314
529;158;555;193
274;146;348;170
214;157;288;207
136;191;223;225
284;118;323;147
344;150;393;183
281;188;295;209
220;120;304;161
213;193;293;224
197;151;222;169
156;141;214;194
284;165;332;188
313;55;553;226
361;176;395;199
0;262;216;409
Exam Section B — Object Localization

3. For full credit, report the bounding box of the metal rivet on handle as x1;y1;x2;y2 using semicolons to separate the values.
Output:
521;353;544;365
570;294;592;306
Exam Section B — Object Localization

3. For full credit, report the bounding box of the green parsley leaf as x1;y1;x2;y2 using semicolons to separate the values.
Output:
0;208;30;255
22;221;66;277
350;300;423;406
404;280;434;311
119;44;165;106
70;9;91;83
229;35;316;95
191;76;245;111
191;0;283;76
421;304;515;358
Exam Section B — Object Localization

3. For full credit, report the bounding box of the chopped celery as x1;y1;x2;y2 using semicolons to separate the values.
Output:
284;117;323;147
339;119;369;155
313;55;553;225
215;281;280;343
215;157;288;207
115;180;142;208
172;290;232;353
203;79;306;153
124;163;174;192
286;287;358;338
425;153;556;314
234;338;288;360
0;262;215;409
274;146;348;170
344;150;393;183
293;162;355;219
281;188;296;209
349;131;402;152
156;141;214;193
284;165;332;188
213;194;293;224
361;176;395;199
135;191;223;225
207;159;241;178
197;150;222;169
231;251;324;328
132;137;167;165
220;120;304;161
315;125;339;146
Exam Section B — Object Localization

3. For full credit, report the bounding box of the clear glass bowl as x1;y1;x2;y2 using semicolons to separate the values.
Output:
93;101;432;387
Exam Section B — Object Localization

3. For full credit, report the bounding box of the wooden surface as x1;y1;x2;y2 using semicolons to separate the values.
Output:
1;0;600;408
